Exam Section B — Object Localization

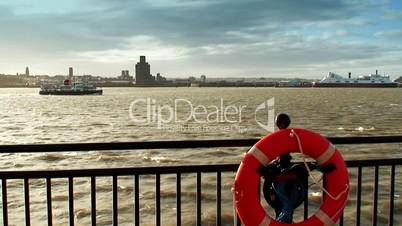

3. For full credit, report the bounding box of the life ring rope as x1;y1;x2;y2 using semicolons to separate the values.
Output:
291;129;349;223
290;129;349;202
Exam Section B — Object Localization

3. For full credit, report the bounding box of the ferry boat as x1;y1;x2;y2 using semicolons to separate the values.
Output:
313;70;398;88
39;79;103;95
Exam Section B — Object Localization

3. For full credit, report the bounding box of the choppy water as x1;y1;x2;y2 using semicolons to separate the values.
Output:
0;87;402;225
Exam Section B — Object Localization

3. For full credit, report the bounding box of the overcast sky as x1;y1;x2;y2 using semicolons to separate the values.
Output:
1;0;402;79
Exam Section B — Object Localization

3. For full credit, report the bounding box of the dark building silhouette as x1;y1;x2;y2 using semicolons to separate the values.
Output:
119;70;133;80
25;67;30;76
135;56;155;85
200;75;206;83
156;73;167;83
69;67;73;78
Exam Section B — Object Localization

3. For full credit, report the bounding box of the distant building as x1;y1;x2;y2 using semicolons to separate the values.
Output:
119;70;133;80
200;75;206;83
135;56;155;85
69;67;73;78
156;73;167;83
188;76;196;82
25;67;30;76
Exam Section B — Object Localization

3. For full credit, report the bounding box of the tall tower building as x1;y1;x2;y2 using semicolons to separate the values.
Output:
25;67;30;76
69;67;73;79
135;56;154;85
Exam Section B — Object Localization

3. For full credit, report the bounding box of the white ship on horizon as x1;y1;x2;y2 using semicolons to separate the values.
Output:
313;70;398;88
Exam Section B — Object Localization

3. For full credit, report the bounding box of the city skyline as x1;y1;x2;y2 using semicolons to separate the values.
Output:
1;1;402;79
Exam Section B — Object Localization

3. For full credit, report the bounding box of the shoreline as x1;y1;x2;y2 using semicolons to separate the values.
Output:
1;85;401;88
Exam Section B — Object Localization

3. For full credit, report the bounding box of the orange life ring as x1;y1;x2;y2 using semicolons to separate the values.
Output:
233;128;349;226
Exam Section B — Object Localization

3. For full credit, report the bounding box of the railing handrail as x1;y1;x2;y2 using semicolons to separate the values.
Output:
1;158;401;179
0;135;401;153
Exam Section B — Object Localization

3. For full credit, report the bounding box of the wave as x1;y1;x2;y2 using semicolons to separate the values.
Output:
34;153;66;161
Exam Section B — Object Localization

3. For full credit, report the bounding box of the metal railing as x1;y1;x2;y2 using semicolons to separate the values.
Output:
0;135;401;226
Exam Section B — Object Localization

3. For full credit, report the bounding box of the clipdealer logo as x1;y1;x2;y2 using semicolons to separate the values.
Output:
254;98;275;132
128;97;275;132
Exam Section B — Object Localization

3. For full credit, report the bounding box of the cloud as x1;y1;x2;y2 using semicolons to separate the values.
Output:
0;0;379;50
0;5;13;17
383;9;402;20
375;29;402;39
75;35;192;63
36;0;369;48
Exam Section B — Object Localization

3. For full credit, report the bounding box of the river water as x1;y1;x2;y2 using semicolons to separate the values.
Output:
0;87;401;225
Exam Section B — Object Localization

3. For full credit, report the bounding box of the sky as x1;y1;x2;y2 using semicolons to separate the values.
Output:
0;0;402;79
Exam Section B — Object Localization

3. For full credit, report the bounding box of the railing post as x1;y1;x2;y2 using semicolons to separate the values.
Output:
356;167;362;226
134;175;140;226
373;166;379;226
196;172;201;226
24;178;30;226
155;174;161;226
303;183;309;220
176;173;181;226
90;176;96;226
46;178;52;226
112;175;118;226
68;177;74;226
2;179;8;226
216;172;221;226
388;165;395;226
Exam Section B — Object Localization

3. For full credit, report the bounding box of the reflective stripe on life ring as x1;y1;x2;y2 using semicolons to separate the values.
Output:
316;144;336;165
233;128;349;226
315;209;335;226
249;145;271;167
